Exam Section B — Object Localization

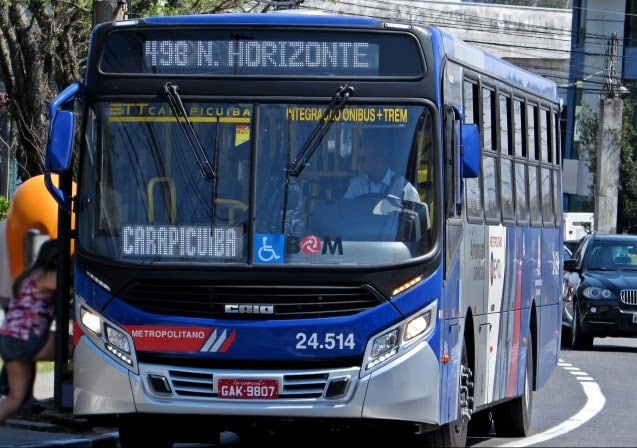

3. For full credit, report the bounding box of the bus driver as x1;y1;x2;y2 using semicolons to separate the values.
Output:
344;136;420;202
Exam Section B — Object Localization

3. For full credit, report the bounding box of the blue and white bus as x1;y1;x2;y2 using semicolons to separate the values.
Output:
45;10;563;448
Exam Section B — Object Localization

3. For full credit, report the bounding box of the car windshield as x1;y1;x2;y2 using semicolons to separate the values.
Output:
77;101;436;266
585;243;637;270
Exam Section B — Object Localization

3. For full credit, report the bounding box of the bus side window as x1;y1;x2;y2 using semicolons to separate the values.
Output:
444;106;462;218
413;109;435;228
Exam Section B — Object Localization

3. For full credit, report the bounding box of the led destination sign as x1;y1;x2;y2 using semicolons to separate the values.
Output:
121;225;243;259
100;30;425;77
107;103;252;123
145;40;378;72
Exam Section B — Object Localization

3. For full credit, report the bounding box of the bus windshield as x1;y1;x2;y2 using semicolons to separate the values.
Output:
78;101;435;265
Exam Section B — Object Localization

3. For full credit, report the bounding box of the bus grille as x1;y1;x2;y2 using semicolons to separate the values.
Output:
168;369;328;399
620;289;637;306
121;282;384;319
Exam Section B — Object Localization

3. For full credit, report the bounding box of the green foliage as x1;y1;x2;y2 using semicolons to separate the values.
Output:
0;1;254;182
618;98;637;233
0;2;94;180
0;195;8;220
575;98;637;233
129;0;254;17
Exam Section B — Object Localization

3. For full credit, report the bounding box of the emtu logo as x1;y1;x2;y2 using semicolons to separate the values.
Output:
287;235;343;256
300;235;322;255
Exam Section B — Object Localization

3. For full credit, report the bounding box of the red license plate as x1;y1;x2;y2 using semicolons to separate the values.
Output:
217;378;279;399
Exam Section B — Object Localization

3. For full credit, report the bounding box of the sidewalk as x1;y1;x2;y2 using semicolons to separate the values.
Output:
0;370;119;448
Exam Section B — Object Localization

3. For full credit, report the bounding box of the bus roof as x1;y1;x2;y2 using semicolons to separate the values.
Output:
439;28;559;101
100;11;559;102
137;11;383;27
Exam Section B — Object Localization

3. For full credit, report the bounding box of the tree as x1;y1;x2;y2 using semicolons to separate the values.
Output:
618;98;637;233
0;0;258;183
0;1;92;181
0;194;7;219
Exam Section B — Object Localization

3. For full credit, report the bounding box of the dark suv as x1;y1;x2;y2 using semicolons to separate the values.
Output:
562;233;637;349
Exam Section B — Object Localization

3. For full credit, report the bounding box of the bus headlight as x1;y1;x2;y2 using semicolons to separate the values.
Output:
77;301;137;372
368;329;399;368
104;323;134;366
80;308;102;336
363;300;437;375
105;324;132;354
404;312;432;341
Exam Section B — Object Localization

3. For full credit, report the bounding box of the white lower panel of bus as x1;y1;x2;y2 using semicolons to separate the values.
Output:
73;335;440;424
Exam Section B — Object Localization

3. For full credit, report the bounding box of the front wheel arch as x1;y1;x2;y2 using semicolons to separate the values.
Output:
492;330;534;437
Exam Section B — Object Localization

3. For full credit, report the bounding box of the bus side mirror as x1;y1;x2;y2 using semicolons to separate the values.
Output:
45;111;74;211
461;123;480;178
45;82;79;211
45;110;74;173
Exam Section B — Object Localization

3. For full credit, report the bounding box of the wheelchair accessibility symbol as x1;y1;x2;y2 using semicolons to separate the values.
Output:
254;234;284;264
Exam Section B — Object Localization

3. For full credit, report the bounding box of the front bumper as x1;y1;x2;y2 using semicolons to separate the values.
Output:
72;333;441;425
581;301;637;337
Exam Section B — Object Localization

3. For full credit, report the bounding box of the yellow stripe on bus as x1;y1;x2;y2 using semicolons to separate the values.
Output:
108;117;251;123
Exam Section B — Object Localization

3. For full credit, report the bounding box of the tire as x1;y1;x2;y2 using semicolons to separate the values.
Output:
118;414;174;448
236;429;268;446
571;302;594;350
492;332;533;437
468;409;493;436
560;325;572;349
422;340;472;447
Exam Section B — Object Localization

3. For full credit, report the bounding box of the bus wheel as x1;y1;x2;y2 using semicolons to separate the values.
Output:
118;414;173;448
493;332;533;437
467;409;493;436
422;340;472;447
560;325;572;348
235;428;274;445
571;303;594;350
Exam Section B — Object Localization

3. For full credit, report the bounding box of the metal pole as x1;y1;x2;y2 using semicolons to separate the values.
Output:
53;171;74;409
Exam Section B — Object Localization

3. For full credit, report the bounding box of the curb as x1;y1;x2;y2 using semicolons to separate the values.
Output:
0;432;119;448
0;355;119;447
2;418;119;448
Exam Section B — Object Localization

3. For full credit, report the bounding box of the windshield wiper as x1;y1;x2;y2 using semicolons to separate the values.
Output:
164;82;216;181
286;84;354;177
277;85;353;233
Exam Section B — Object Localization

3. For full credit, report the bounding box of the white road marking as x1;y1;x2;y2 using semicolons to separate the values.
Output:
498;359;605;447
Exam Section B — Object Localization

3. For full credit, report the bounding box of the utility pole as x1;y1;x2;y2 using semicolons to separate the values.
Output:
594;33;623;234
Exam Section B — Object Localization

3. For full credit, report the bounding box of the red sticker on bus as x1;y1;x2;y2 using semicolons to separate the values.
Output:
123;325;237;353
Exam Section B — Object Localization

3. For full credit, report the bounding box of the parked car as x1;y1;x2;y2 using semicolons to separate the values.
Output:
562;233;637;349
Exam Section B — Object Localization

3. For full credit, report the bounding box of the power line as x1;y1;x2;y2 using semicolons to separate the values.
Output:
300;0;633;95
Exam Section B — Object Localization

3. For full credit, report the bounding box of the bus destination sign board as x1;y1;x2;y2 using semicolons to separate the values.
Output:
144;39;379;74
100;30;424;77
